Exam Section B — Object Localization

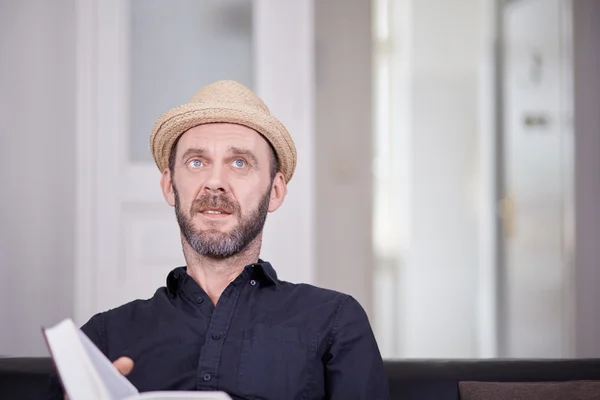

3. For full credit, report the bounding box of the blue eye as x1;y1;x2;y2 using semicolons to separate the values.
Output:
233;159;246;168
189;159;203;168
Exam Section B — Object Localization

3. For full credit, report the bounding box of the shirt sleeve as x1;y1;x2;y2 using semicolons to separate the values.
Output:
46;312;108;400
324;295;390;400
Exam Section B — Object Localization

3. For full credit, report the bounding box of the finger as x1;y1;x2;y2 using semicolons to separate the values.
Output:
113;356;134;376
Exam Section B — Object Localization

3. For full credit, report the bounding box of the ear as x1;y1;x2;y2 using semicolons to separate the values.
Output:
160;169;176;207
267;172;287;213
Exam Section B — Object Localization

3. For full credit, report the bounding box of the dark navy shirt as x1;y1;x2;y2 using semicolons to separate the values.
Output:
48;261;389;400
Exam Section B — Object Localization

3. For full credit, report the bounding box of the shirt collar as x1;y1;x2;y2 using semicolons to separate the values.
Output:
166;259;279;296
250;260;279;286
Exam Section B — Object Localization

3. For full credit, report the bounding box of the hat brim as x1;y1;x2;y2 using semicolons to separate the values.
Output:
150;102;296;183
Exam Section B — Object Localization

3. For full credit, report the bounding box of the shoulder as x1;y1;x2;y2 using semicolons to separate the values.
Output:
275;281;368;322
105;287;169;316
277;280;350;304
80;287;171;336
79;287;173;357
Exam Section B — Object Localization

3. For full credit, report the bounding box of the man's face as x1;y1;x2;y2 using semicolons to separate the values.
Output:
160;123;286;259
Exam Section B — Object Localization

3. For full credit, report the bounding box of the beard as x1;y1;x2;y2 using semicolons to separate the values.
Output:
174;184;271;259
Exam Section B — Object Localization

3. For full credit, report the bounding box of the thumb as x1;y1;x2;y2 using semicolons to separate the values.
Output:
113;356;134;376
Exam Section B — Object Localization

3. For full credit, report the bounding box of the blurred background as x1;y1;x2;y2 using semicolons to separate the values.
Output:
1;0;599;360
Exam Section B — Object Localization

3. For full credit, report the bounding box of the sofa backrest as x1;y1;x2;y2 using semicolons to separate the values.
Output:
385;359;600;400
0;357;54;399
2;357;600;399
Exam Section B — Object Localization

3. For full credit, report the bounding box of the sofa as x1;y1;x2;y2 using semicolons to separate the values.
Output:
1;357;600;399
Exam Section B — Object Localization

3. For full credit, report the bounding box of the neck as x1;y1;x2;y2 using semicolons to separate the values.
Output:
181;233;263;305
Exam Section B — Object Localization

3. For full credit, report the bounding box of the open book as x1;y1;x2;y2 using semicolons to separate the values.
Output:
43;318;231;400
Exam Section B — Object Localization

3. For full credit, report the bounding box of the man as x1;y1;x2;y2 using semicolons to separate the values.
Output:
49;80;390;399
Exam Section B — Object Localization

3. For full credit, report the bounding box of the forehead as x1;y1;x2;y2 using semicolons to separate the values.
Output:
177;123;267;153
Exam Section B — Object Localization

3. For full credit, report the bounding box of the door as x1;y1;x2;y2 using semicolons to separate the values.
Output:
74;0;315;324
499;0;574;357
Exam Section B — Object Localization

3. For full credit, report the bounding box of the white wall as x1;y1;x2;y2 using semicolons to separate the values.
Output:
255;0;316;286
0;0;75;356
314;0;374;317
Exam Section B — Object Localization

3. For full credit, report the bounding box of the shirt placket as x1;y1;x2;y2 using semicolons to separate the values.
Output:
195;274;246;390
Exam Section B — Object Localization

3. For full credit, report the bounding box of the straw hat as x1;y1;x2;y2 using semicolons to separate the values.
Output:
150;80;297;183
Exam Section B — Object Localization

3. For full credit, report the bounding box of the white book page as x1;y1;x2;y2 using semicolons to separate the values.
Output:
78;329;139;400
43;319;109;400
128;391;232;400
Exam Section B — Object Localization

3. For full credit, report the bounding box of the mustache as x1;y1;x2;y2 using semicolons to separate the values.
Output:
190;194;240;215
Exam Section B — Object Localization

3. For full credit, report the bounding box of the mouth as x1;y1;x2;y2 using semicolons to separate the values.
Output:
199;208;232;219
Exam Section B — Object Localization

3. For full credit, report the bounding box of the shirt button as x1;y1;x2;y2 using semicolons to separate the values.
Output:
203;373;212;381
173;271;179;279
250;280;256;286
212;333;221;340
196;296;204;304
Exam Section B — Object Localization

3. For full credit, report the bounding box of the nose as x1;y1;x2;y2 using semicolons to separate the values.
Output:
202;164;227;194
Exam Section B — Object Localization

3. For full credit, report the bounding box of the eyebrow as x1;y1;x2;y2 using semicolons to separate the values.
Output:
179;147;207;162
227;146;259;165
179;146;259;165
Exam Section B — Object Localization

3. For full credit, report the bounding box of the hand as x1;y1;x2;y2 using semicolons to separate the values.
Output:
64;357;134;400
113;356;135;376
